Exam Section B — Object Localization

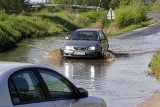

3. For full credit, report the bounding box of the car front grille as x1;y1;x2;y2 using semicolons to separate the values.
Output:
74;47;87;50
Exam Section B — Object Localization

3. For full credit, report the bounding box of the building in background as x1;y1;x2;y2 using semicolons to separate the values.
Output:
28;0;49;3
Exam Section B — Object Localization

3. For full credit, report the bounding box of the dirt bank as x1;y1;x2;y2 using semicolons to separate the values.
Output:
137;90;160;107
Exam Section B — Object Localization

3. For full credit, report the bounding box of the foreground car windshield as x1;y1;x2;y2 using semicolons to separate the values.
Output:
70;31;99;41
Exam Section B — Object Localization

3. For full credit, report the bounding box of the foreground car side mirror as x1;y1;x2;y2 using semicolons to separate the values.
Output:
65;37;69;40
77;88;88;98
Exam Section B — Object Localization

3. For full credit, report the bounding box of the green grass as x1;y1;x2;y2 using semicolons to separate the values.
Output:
149;0;160;14
104;18;157;36
149;51;160;78
0;11;92;51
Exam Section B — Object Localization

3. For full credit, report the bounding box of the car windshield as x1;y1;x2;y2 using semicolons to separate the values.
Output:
70;31;99;41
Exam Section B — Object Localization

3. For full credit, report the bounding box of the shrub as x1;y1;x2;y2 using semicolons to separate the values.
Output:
0;29;16;51
114;3;147;28
82;10;109;27
39;6;63;13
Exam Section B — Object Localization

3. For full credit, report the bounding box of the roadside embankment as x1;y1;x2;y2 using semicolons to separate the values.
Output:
148;51;160;78
137;51;160;107
0;9;109;51
137;90;160;107
0;11;90;51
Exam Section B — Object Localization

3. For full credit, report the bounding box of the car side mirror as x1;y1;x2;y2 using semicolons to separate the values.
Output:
65;37;69;40
101;37;106;40
77;88;88;98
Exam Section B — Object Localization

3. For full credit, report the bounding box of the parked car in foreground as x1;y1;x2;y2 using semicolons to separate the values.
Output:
63;28;109;58
0;62;107;107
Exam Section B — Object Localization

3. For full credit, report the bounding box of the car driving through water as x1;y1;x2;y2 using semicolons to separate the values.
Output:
63;28;109;58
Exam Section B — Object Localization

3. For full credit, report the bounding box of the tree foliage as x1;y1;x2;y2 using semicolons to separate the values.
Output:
119;0;155;6
53;0;111;9
0;0;156;14
109;0;119;9
0;0;31;14
52;0;155;9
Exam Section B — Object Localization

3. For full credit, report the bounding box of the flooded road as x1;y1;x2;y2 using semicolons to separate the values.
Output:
110;21;160;55
0;22;160;107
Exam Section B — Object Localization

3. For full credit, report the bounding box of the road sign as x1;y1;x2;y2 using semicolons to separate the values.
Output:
107;8;115;20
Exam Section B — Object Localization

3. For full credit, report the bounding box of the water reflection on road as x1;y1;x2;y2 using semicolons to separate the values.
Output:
46;54;160;107
0;29;160;107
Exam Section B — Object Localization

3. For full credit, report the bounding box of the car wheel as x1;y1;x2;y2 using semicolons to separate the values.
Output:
106;44;109;51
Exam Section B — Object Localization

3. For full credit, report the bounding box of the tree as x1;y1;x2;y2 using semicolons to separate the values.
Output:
119;0;149;6
119;0;130;6
0;0;31;14
109;0;119;9
48;0;54;3
52;0;112;9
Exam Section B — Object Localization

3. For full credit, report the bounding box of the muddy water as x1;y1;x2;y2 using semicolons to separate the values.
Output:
0;30;160;107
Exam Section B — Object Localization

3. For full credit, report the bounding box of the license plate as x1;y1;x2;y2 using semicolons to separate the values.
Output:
74;52;85;55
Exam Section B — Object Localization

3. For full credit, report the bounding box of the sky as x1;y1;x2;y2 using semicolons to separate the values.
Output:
30;0;43;3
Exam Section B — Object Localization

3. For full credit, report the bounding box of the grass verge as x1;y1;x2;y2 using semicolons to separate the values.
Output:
149;51;160;78
104;18;157;36
0;11;91;51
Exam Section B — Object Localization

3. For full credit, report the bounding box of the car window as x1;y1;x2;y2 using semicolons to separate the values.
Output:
38;69;74;100
99;31;106;40
9;70;45;105
71;31;99;41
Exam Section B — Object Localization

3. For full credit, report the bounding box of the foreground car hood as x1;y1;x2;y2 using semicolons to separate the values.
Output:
65;40;99;47
53;96;107;107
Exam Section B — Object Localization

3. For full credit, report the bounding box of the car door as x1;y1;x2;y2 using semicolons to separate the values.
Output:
8;69;54;107
37;68;98;107
99;31;109;51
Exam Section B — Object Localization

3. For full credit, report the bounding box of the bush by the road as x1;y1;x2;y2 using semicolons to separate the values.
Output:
149;51;160;78
114;3;147;28
82;10;109;27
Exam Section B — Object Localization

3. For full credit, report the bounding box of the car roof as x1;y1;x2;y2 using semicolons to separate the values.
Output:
75;28;102;32
0;62;38;73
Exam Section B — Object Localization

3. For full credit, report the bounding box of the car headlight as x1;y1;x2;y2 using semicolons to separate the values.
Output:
88;46;96;50
65;46;73;50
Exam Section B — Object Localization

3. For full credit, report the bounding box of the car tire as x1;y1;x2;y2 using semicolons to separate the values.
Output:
107;44;109;51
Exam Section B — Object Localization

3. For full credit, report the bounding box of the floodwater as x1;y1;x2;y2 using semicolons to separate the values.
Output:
0;24;160;107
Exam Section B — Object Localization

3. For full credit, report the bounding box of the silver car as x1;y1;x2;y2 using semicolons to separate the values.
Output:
0;62;107;107
63;28;109;58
